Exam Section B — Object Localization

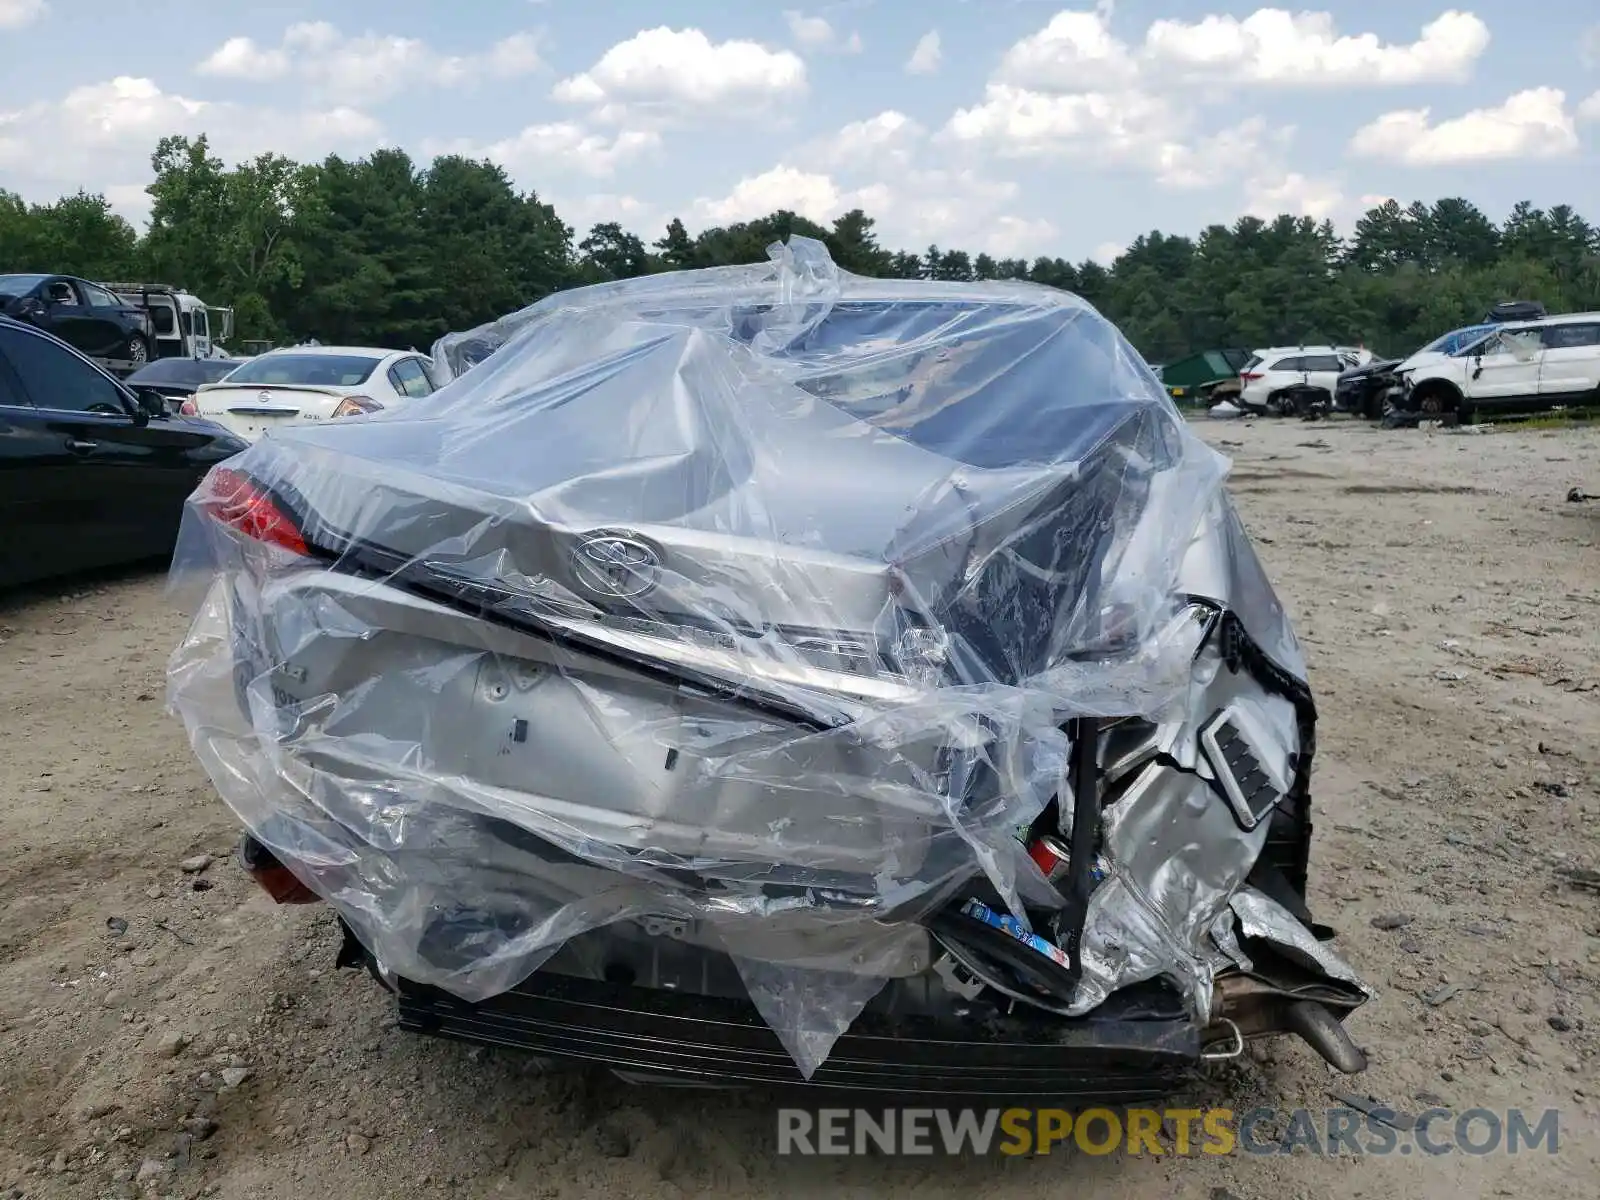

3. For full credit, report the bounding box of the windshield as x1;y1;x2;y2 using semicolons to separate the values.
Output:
1419;325;1493;356
0;274;49;295
126;358;242;387
221;353;380;386
1449;332;1499;357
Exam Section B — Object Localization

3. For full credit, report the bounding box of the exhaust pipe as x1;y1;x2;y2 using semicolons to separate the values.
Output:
1212;971;1369;1075
1284;999;1368;1074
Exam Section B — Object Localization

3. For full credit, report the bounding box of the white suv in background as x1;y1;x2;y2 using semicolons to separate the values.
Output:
1397;313;1600;421
1237;345;1367;415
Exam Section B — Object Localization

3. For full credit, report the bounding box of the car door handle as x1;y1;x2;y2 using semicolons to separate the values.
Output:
65;437;98;453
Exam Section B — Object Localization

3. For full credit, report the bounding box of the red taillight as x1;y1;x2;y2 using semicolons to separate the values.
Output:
1240;372;1263;381
238;835;321;904
331;394;382;418
201;467;308;555
248;861;321;904
179;397;198;416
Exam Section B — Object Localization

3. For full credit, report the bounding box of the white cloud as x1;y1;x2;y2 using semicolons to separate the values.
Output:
553;26;806;124
784;10;862;54
196;24;545;105
1091;241;1124;266
1359;193;1396;209
905;30;942;75
0;0;46;29
555;192;656;236
1154;117;1291;189
985;215;1059;259
484;32;546;76
1349;87;1580;165
898;169;1023;250
813;110;926;169
785;10;834;49
944;81;1254;186
1580;24;1600;69
197;36;289;82
690;166;851;227
943;83;1180;160
1579;91;1600;123
942;8;1494;204
691;160;1052;259
1144;9;1489;86
997;10;1140;92
0;76;383;215
1244;172;1344;221
991;8;1488;94
427;123;660;178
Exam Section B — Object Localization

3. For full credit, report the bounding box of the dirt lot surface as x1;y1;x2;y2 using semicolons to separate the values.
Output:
2;415;1598;1199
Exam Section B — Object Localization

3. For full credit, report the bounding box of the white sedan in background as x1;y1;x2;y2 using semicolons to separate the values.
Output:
183;345;444;442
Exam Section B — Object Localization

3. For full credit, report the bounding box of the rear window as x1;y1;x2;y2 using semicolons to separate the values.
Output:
1241;355;1262;371
782;301;1167;470
0;274;48;295
222;353;381;386
1541;323;1600;349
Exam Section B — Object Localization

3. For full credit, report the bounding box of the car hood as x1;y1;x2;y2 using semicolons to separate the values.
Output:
1394;349;1456;373
1337;358;1400;382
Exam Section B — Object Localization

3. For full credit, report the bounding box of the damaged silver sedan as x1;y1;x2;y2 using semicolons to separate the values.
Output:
167;238;1370;1098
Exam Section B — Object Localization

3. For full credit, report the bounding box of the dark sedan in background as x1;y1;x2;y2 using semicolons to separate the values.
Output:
124;356;247;414
0;316;247;591
0;273;156;366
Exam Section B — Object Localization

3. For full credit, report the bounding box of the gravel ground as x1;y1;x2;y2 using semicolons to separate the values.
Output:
2;415;1597;1199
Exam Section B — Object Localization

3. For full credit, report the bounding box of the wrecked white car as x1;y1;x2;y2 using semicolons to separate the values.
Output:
167;238;1369;1097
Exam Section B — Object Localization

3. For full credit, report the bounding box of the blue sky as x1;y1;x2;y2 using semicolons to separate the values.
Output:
2;1;1598;262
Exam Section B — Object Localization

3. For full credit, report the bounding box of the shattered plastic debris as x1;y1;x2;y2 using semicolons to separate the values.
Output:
165;236;1362;1078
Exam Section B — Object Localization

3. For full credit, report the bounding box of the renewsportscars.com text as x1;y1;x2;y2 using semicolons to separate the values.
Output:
776;1106;1561;1157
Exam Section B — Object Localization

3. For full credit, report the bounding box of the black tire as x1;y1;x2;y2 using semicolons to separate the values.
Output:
1411;381;1460;420
125;335;150;366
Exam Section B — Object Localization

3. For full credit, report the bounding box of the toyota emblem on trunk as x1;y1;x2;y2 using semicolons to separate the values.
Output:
572;533;660;599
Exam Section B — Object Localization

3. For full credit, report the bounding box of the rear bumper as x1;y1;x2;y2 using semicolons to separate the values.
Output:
388;956;1199;1101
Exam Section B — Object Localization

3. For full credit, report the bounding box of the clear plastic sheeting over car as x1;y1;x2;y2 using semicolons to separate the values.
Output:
166;237;1366;1078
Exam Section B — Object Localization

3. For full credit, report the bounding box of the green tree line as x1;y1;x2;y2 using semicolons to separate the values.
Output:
3;133;1598;363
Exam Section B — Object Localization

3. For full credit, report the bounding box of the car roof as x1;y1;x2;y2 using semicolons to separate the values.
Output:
0;313;130;378
257;345;401;358
1499;311;1600;330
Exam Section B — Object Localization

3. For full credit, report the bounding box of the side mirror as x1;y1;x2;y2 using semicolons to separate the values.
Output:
133;387;167;419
